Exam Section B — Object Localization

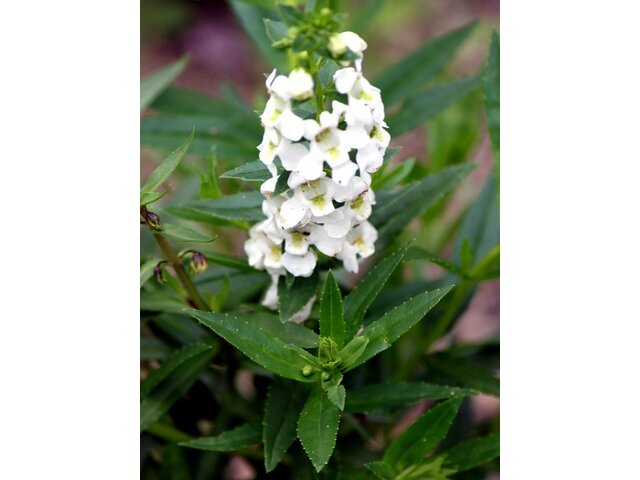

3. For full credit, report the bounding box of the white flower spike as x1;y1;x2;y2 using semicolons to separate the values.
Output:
246;30;390;319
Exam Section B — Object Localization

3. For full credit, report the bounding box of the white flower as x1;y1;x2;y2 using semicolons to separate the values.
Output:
328;33;348;57
281;250;317;277
337;221;378;273
288;68;314;101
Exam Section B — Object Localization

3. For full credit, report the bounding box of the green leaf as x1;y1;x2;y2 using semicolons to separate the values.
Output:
344;382;475;414
241;312;320;348
230;1;287;70
263;380;308;472
140;258;161;288
405;247;466;277
159;224;216;243
383;398;463;468
364;461;395;480
297;386;341;472
371;158;415;190
319;271;345;348
388;77;481;136
336;336;369;371
141;343;213;398
167;192;265;223
278;271;319;323
344;286;453;370
180;422;262;451
140;346;214;431
198;251;254;272
469;244;500;280
428;353;499;397
140;190;167;206
438;432;500;473
140;129;194;195
325;384;345;411
198;147;222;199
375;23;475;105
371;164;474;250
140;337;171;360
484;32;500;191
141;57;188;112
221;161;271;182
343;243;410;340
264;18;288;43
191;310;322;382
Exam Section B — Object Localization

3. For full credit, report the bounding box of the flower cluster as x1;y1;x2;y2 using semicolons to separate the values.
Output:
244;31;390;308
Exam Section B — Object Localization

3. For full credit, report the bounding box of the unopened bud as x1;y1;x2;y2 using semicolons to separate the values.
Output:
321;372;330;381
190;252;208;274
154;264;165;283
301;365;313;377
141;206;161;230
328;34;347;57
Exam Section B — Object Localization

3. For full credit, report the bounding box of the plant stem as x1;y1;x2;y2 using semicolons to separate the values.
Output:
153;233;210;311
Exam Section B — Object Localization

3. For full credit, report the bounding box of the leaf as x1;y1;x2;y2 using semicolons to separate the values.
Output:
140;346;214;431
371;158;415;190
325;384;345;411
484;32;500;190
428;353;499;397
230;1;287;70
453;175;499;266
167;192;265;223
198;147;222;199
375;23;476;105
344;382;475;414
319;271;345;348
371;164;475;250
159;224;216;243
221;161;271;182
263;380;308;472
141;57;188;112
343;243;410;340
264;18;288;43
297;386;341;472
140;129;194;195
383;398;463;468
278;271;319;323
180;422;262;451
140;258;161;288
191;310;322;382
141;343;213;398
198;251;254;272
404;247;466;276
140;337;171;360
388;77;481;136
336;336;369;371
438;432;500;473
140;191;167;206
364;461;395;480
344;286;453;370
241;312;320;348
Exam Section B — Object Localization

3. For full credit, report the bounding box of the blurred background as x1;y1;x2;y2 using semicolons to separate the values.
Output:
141;1;499;477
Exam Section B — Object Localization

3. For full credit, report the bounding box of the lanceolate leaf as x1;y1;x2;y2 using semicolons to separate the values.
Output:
140;191;167;206
140;343;213;398
372;164;474;249
140;347;214;431
428;353;500;397
140;57;188;112
140;129;194;195
438;432;500;473
319;271;345;348
404;247;466;277
263;380;309;472
383;398;463;468
388;76;481;136
159;224;216;243
343;243;410;340
484;31;500;191
221;161;271;182
180;422;262;451
240;312;320;348
191;311;322;382
278;271;319;323
140;258;160;288
344;287;453;370
344;382;475;413
375;23;476;105
297;386;341;472
167;192;265;223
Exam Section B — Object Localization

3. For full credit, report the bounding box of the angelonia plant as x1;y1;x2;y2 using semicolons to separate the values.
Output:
140;0;500;478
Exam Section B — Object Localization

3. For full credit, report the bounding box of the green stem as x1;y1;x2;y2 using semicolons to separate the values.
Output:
153;233;210;311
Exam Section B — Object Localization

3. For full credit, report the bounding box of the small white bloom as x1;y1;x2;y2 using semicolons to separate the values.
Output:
288;68;314;101
328;33;348;57
281;250;317;277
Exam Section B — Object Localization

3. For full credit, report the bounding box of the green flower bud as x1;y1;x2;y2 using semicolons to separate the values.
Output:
301;365;313;377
